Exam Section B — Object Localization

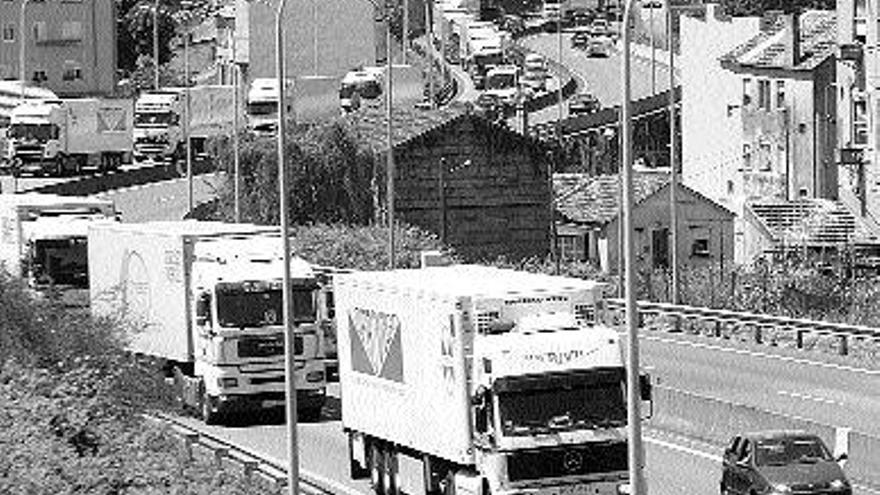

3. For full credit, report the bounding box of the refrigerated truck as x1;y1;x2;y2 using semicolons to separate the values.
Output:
0;193;117;307
8;98;133;177
88;221;328;423
337;264;652;495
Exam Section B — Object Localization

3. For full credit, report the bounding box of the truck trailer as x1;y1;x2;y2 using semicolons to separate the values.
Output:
88;221;329;423
337;264;651;495
0;193;118;307
7;98;133;177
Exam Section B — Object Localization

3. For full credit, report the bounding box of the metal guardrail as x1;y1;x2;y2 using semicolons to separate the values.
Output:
605;299;880;355
144;412;332;495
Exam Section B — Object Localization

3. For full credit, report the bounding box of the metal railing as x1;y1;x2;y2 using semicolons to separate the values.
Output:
604;299;880;355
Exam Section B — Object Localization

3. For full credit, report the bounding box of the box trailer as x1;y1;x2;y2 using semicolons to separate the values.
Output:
88;221;329;423
337;264;652;495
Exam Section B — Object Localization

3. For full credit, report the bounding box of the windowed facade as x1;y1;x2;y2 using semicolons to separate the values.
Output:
742;78;752;106
62;62;82;81
758;80;771;110
2;24;13;42
32;21;46;42
775;81;785;109
61;21;82;41
852;97;868;146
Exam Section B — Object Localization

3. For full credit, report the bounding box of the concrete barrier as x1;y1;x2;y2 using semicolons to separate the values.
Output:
652;385;879;486
30;160;216;197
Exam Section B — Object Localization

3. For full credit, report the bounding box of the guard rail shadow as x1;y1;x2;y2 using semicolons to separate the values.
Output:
30;160;216;197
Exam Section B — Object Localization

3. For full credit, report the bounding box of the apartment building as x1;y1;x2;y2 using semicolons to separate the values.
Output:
837;0;880;223
0;0;117;97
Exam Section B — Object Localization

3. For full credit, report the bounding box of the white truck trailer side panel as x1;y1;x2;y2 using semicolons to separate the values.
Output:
88;223;192;362
336;274;474;465
65;99;134;155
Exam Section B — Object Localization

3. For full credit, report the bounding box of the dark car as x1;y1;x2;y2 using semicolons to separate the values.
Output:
721;431;850;495
569;93;601;116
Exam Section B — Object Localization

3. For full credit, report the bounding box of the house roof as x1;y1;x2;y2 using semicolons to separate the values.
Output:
721;10;836;72
344;103;544;154
747;199;880;246
554;172;670;225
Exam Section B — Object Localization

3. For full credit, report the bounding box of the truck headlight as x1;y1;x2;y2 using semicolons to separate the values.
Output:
617;483;631;495
306;370;325;383
218;377;238;388
771;484;792;495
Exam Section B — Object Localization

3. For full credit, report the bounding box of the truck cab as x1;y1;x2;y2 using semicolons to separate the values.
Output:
246;78;296;136
484;65;520;108
339;69;383;113
133;89;184;163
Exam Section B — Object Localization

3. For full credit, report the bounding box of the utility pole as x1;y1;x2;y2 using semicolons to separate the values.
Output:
668;4;679;305
403;0;409;65
386;2;396;269
154;0;160;90
232;31;241;223
19;0;31;103
184;15;192;215
275;1;299;494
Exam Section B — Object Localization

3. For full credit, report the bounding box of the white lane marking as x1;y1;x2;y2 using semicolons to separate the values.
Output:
644;334;880;376
777;389;845;407
644;434;721;463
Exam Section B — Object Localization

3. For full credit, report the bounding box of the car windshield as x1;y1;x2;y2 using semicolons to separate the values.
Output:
216;285;316;328
487;74;516;89
30;238;88;288
755;437;833;466
247;101;277;116
498;376;626;435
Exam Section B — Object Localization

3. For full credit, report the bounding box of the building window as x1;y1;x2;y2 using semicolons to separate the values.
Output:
742;143;752;170
62;63;82;81
853;98;868;146
691;238;710;257
61;21;82;41
742;78;752;106
775;81;785;109
32;21;46;42
759;142;772;171
727;180;734;195
2;24;14;42
758;80;771;110
32;70;47;83
558;235;582;261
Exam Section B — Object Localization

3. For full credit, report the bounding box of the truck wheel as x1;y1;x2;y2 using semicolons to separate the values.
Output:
369;442;386;495
382;445;398;495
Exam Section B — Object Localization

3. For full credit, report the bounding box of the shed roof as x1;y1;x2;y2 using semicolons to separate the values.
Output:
721;10;836;72
746;199;880;246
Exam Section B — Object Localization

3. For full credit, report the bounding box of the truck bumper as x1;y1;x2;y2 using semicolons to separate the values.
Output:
215;388;326;415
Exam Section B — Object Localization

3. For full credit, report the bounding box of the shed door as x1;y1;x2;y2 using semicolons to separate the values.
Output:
652;228;669;268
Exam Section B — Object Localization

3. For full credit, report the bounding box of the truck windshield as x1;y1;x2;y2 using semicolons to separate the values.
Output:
30;238;88;288
247;101;278;116
497;373;626;435
8;123;58;141
215;284;316;328
487;74;516;90
134;112;174;127
473;53;502;69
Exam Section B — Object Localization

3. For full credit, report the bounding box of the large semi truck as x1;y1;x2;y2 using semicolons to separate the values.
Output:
7;98;133;177
0;193;118;307
88;221;328;423
337;264;651;495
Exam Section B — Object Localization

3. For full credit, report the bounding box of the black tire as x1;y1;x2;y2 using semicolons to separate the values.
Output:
383;444;398;495
349;433;369;480
200;384;222;425
370;441;385;495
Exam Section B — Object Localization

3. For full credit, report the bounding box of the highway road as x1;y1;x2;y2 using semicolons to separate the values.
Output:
640;331;880;437
522;33;675;122
95;172;224;222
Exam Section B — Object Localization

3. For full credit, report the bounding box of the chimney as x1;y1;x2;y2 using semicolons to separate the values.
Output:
776;11;801;66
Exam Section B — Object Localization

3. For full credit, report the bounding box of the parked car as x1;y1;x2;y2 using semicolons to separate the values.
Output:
586;35;613;57
569;93;601;115
720;431;851;495
590;18;610;36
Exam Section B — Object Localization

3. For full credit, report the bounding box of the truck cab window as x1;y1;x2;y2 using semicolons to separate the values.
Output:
195;292;212;327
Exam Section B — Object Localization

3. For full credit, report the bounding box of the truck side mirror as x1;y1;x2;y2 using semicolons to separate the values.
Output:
195;293;211;327
639;373;652;401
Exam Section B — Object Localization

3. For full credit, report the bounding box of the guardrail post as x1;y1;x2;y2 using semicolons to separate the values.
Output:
834;427;850;468
754;326;763;344
179;432;199;461
241;459;258;479
213;447;228;468
796;330;804;349
838;335;849;356
714;322;722;338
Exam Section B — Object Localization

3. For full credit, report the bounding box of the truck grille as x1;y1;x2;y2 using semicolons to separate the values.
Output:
506;442;628;481
249;375;286;385
238;335;301;358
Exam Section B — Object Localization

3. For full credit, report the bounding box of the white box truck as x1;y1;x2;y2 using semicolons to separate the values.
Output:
8;98;133;177
0;193;117;307
337;264;652;495
88;221;329;423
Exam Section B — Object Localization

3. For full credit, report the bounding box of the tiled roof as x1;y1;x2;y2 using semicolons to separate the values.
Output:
344;103;470;153
721;10;836;71
554;172;670;225
747;199;880;246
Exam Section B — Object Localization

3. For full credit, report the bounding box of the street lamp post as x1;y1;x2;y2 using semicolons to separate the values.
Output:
668;4;678;305
184;15;192;215
384;1;395;269
275;0;299;494
19;0;31;103
154;0;160;90
621;0;647;493
232;35;241;223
